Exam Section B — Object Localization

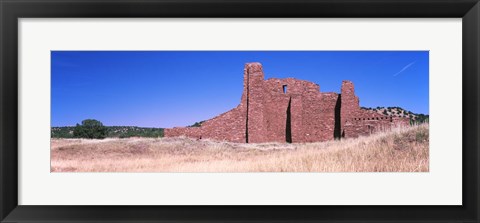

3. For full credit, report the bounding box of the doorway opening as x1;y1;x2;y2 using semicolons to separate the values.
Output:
334;94;342;139
286;97;292;143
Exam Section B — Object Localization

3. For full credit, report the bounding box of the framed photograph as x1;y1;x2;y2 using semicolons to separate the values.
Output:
50;50;430;173
1;0;479;222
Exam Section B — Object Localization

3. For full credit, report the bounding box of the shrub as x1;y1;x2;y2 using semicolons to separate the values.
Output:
188;121;205;128
415;130;429;142
73;119;108;139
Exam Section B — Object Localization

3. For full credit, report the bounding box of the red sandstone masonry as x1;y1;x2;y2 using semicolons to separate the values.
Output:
165;127;202;139
201;105;246;143
164;63;410;143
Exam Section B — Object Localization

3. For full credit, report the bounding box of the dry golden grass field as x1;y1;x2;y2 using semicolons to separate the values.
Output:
51;124;429;172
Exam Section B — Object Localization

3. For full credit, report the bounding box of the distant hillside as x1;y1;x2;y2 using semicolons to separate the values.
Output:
51;126;164;138
360;106;429;124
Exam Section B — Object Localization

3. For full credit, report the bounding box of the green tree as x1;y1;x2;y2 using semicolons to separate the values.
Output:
73;119;108;139
188;121;205;128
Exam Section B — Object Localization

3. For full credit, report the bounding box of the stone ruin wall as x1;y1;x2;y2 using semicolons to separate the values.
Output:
164;126;202;139
339;81;410;138
199;105;246;143
164;62;409;143
163;64;253;143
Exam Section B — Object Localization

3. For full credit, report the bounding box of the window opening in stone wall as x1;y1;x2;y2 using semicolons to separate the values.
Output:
283;85;287;94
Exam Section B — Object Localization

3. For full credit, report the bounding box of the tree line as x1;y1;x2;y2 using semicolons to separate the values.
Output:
52;119;164;139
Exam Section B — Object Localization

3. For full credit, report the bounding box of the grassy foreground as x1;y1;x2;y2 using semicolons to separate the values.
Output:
51;124;429;172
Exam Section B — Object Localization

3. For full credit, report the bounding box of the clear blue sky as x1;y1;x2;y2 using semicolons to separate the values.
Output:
51;51;429;128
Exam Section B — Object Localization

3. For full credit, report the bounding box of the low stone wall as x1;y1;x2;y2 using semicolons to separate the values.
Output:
343;109;410;138
164;127;202;139
200;105;247;143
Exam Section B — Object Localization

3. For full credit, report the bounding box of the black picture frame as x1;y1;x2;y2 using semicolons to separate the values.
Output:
1;0;479;222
